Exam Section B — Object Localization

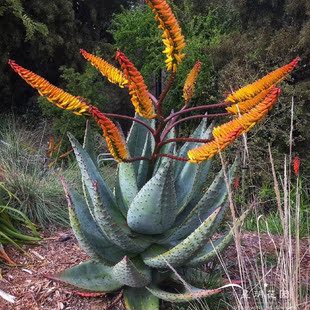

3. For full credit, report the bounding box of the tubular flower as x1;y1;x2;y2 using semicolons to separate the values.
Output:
80;49;128;88
226;86;276;114
225;57;300;103
8;60;90;116
146;0;186;72
115;50;156;119
88;105;129;162
183;61;202;103
188;87;281;163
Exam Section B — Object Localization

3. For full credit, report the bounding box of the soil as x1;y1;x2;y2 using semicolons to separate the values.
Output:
0;230;309;310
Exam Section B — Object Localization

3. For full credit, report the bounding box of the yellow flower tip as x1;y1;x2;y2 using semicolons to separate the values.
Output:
188;125;244;163
146;0;186;72
88;106;129;162
225;57;301;104
188;87;281;163
183;60;202;103
115;50;156;119
226;85;277;115
8;60;90;116
80;49;128;88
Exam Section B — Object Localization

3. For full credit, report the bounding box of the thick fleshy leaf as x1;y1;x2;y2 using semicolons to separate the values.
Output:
146;283;221;303
126;115;155;189
136;131;154;189
142;207;222;268
174;117;210;176
83;120;97;165
164;160;237;242
49;260;122;292
114;162;138;216
63;181;126;264
91;181;150;253
176;268;214;288
127;161;177;235
174;122;213;212
187;209;251;266
124;287;159;310
153;121;176;174
112;257;152;287
68;133;122;223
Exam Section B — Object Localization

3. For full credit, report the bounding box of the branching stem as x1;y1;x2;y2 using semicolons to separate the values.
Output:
164;102;229;123
158;137;213;148
155;154;189;162
161;112;230;142
104;113;156;136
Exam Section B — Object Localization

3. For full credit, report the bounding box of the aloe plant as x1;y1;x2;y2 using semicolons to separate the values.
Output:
8;0;300;308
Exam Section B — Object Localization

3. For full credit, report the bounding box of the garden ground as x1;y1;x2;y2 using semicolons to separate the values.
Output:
1;229;309;310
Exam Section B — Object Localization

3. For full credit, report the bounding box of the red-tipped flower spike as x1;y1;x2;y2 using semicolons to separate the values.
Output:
225;57;300;103
88;105;129;162
8;60;90;115
115;50;156;119
146;0;186;72
188;87;281;163
9;60;128;162
80;49;128;88
183;61;202;103
293;155;300;177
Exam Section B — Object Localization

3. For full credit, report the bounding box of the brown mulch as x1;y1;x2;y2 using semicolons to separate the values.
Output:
0;230;309;310
0;230;124;310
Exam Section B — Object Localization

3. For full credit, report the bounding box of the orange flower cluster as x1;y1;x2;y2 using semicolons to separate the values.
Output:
8;60;90;115
225;57;300;103
115;50;156;119
183;61;202;103
88;105;129;162
9;60;128;162
80;49;128;88
226;87;274;114
188;87;281;163
146;0;186;72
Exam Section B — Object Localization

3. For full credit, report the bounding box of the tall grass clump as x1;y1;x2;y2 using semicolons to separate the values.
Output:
217;99;309;310
0;117;80;227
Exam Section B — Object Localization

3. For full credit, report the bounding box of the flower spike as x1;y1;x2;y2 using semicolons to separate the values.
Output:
80;49;128;88
115;50;156;119
188;87;281;163
183;61;202;103
87;104;129;162
9;60;128;162
8;60;90;116
146;0;186;72
226;86;275;114
225;57;300;103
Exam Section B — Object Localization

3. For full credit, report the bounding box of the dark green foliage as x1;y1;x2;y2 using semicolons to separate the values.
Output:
1;0;136;118
110;0;310;196
109;2;234;112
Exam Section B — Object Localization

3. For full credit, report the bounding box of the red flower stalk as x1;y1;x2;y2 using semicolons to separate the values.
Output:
115;50;156;119
293;155;301;177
